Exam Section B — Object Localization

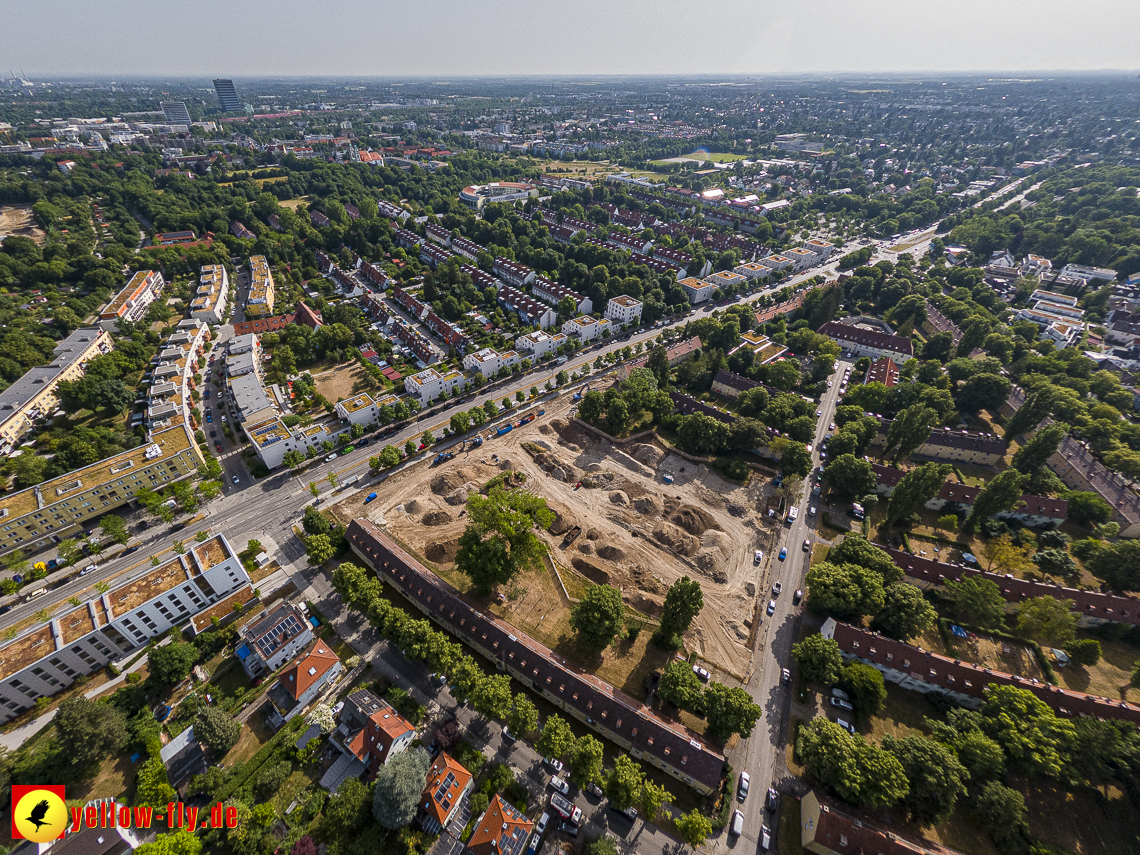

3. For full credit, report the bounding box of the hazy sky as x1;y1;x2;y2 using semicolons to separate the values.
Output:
5;0;1139;77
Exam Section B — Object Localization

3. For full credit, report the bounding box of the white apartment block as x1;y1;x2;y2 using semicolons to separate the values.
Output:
98;270;164;330
705;270;745;291
190;264;229;325
757;255;794;273
335;393;380;426
784;247;818;271
0;534;250;723
515;330;568;361
235;602;314;678
246;416;335;470
463;348;521;379
605;295;643;328
404;367;469;403
734;262;772;281
802;238;835;260
562;315;612;342
679;277;715;305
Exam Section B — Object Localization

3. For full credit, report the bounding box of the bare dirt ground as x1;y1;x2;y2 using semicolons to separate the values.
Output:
313;363;374;402
340;392;782;679
0;205;46;245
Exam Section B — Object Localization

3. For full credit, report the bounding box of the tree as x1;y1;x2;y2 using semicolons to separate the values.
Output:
148;641;198;684
303;505;331;536
255;760;292;800
771;437;812;477
578;390;604;424
964;469;1028;534
841;662;887;715
569;735;605;788
536;712;576;760
196;706;241;755
883;735;968;825
805;561;885;620
703;682;762;742
135;830;203;855
980;685;1075;779
945;576;1007;628
135;757;177;809
469;407;488;428
956;373;1011;413
1066;638;1102;666
675;808;713;850
828;535;902;583
99;514;130;545
658;660;706;713
1033;547;1078;580
982;533;1034;575
605;755;644;810
318;778;373;848
55;697;127;767
283;450;305;469
372;748;431;829
56;537;80;567
872;583;937;640
306;533;336;566
1003;388;1055;444
792;633;844;685
646;345;671;388
290;838;318;855
405;439;417;457
797;719;909;808
507;695;538;738
1010;423;1068;474
886;463;952;527
936;514;958;532
640;778;672;821
422;430;435;445
883;404;937;463
824;454;876;501
1066;491;1113;527
570;584;626;650
472;674;513;720
973;781;1030;853
585;837;618;855
654;576;703;649
456;486;554;594
450;411;471;435
1015;596;1077;645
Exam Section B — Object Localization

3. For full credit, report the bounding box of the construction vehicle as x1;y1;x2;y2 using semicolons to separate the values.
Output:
663;473;675;484
460;435;484;452
434;451;455;466
572;384;591;402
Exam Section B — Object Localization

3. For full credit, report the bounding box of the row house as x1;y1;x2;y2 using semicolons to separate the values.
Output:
98;269;165;330
450;236;483;262
562;315;612;342
531;276;592;314
734;262;772;281
822;618;1140;726
629;251;682;278
330;265;359;294
315;249;334;274
606;232;653;255
613;209;647;229
550;224;579;244
817;320;914;365
359;260;391;290
393;227;422;250
378;200;410;220
923;301;962;344
619;336;703;380
392;320;441;365
459;263;500;292
403;367;468;403
345;520;726;795
230;221;255;240
424;311;470;353
498;286;556;329
343;203;360;220
310;210;331;228
391;285;429;322
463;347;521;379
870;463;1066;525
493;257;536;288
425;223;451;246
419;243;453;268
515;329;568;361
561;215;593;233
652;245;695;270
535;208;559;226
800;790;962;855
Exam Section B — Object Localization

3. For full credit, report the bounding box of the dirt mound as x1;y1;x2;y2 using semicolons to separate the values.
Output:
404;499;423;515
586;528;603;541
633;495;664;517
422;510;452;526
653;522;700;557
626;590;665;619
425;538;460;564
629;443;665;467
596;544;625;561
445;485;477;506
551;467;572;482
577;541;594;555
538;424;555;436
498;458;515;471
548;508;574;536
580;470;614;489
609;449;653;478
609;491;629;505
669;504;722;536
726;502;748;518
694;530;733;583
571;557;612;586
431;472;466;495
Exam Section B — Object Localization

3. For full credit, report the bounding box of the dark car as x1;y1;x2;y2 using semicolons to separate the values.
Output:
138;520;151;530
170;522;186;532
122;545;141;556
558;822;579;837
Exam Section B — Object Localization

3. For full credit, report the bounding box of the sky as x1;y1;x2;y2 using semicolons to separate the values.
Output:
4;0;1139;77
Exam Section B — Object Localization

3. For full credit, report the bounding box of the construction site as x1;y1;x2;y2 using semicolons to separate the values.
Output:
329;386;784;686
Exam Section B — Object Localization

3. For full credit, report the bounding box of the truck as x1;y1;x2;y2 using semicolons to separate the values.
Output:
434;451;455;466
786;506;799;524
663;473;675;484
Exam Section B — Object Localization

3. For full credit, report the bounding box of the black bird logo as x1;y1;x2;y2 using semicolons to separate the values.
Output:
25;799;52;831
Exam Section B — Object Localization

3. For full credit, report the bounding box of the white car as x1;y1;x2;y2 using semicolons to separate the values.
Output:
231;475;240;484
535;813;551;835
692;665;711;682
80;563;98;576
754;550;763;564
544;757;564;773
326;453;338;462
738;771;750;801
550;776;569;795
766;600;776;616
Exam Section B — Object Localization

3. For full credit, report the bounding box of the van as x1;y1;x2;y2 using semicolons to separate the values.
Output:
730;810;744;837
831;688;851;702
24;587;48;601
760;825;772;850
786;506;798;524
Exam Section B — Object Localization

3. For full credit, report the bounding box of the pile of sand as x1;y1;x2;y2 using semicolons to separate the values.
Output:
445;485;476;506
609;491;629;505
629;444;665;468
626;590;665;619
669;504;722;536
425;538;460;564
571;557;613;586
580;471;614;489
538;424;555;436
431;472;468;495
550;466;573;482
609;449;653;478
653;522;700;556
422;510;452;526
586;528;602;541
695;530;733;583
497;458;515;471
552;418;590;449
548;508;575;536
596;544;625;561
404;499;423;515
577;541;595;555
726;502;748;518
633;495;664;517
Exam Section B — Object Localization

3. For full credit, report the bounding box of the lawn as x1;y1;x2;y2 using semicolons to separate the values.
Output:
311;362;379;403
1052;629;1140;702
69;751;138;803
777;795;806;855
225;712;275;766
650;151;749;165
913;627;1045;681
862;683;934;742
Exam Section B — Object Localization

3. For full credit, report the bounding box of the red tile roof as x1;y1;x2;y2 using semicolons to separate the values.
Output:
422;753;473;828
276;640;341;702
467;795;532;855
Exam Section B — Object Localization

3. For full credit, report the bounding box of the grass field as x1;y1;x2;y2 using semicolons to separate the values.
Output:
650;151;749;166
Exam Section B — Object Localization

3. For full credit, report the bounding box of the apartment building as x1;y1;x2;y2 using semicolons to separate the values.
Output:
817;321;914;364
531;276;592;315
705;270;746;291
679;276;715;305
734;262;772;281
492;257;536;288
757;255;794;274
865;356;900;387
234;602;314;678
425;223;451;246
323;689;416;787
403;367;469;403
468;796;532;855
146;319;209;432
784;247;818;271
98;270;164;330
514;330;568;361
265;640;343;728
0;534;251;723
419;243;453;269
801;238;835;260
0;423;202;557
160;101;192;125
0;328;113;451
190;264;229;325
246;416;334;470
346;520;725;795
606;232;653;255
801;790;962;855
459;182;535;211
605;295;643;328
463;348;521;380
335;393;380;426
870;463;1066;524
245;255;276;318
497;286;556;329
561;315;612;343
450;236;483;262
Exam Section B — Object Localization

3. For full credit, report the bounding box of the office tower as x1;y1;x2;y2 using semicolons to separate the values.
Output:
213;78;241;112
160;101;191;125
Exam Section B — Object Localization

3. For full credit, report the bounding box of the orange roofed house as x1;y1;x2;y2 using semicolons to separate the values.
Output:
321;689;416;792
265;640;343;728
467;794;532;855
419;752;473;835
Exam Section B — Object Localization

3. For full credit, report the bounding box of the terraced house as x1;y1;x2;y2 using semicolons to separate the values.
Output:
245;255;276;318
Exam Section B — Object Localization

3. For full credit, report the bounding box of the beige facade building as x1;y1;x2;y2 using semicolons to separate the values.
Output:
245;255;276;318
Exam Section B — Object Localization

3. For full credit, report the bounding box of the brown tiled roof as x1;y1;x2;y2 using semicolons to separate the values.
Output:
712;368;759;394
804;790;961;855
422;752;473;827
276;640;340;702
818;321;913;357
345;520;725;793
467;794;532;855
870;463;1066;518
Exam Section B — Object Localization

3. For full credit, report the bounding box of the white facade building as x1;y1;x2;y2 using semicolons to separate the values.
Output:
191;264;230;324
679;277;715;305
562;315;612;342
515;330;568;361
335;393;380;426
463;348;522;379
605;295;643;328
404;367;469;403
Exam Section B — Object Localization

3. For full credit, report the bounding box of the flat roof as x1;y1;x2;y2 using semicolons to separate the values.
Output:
0;624;56;683
339;394;374;413
100;271;156;319
107;557;188;618
59;605;96;644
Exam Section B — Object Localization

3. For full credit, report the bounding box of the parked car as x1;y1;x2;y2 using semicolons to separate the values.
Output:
831;688;851;702
534;813;551;835
830;697;854;711
558;822;579;837
586;782;604;799
215;444;224;453
610;804;638;821
766;600;776;615
836;719;856;734
767;787;779;811
802;539;811;551
501;725;517;743
781;668;791;684
772;581;782;596
730;810;744;837
761;824;772;851
549;792;574;819
364;492;378;504
526;832;541;855
737;772;750;801
754;550;763;564
544;757;564;774
793;589;803;604
550;776;569;795
692;665;711;682
232;475;240;484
